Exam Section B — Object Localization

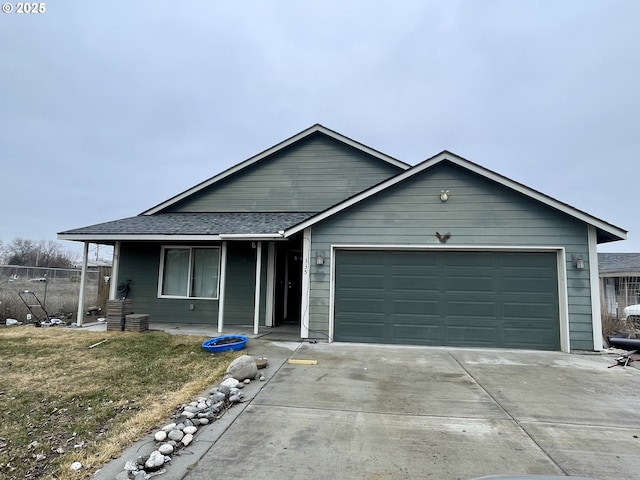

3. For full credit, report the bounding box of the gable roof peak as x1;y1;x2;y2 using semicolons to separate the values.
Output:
284;148;627;244
142;125;410;215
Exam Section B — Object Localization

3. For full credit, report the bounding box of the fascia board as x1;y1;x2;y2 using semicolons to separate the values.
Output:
217;233;285;239
58;234;225;242
58;233;287;242
599;272;640;278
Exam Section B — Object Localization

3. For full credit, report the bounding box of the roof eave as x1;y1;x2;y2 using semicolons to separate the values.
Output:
599;271;640;277
58;234;225;242
58;233;289;242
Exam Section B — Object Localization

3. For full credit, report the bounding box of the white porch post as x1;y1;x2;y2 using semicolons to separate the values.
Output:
76;242;89;327
217;241;228;333
301;228;311;339
253;241;263;335
265;242;275;327
109;241;121;300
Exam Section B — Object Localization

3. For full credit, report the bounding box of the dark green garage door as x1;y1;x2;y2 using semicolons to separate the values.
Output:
334;250;560;350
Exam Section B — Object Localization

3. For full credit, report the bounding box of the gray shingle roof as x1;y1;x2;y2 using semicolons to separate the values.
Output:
59;212;316;236
598;253;640;275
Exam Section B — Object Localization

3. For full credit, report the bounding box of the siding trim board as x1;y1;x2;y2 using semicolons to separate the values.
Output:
329;244;570;352
588;225;603;350
301;228;312;339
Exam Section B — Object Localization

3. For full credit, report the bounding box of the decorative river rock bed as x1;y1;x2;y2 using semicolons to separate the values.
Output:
107;354;266;479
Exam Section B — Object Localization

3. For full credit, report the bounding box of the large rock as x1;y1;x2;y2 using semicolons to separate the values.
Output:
158;443;174;455
144;450;165;471
226;355;258;381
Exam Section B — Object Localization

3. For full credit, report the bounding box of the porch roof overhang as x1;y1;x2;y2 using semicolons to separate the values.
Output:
57;212;316;243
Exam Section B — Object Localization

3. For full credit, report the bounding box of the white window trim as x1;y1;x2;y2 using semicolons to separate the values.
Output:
158;245;221;300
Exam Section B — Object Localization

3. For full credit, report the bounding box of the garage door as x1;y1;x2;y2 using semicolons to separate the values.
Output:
334;250;560;350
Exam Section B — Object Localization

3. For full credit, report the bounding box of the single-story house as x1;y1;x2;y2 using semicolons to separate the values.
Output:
59;124;627;352
598;253;640;317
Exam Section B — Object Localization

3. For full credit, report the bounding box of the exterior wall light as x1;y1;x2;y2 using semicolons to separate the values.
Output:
573;255;585;269
440;190;450;202
316;252;325;265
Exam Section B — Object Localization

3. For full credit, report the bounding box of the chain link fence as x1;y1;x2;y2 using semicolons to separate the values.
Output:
0;264;111;323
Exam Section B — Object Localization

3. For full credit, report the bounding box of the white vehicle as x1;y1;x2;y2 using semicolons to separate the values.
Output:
623;304;640;318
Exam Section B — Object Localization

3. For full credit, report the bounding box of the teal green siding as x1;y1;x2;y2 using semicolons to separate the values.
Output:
164;133;403;213
308;162;594;349
117;241;267;326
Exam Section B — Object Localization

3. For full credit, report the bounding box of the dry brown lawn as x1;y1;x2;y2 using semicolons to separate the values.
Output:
0;326;238;480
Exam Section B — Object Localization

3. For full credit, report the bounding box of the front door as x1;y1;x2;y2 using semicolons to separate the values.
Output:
285;249;302;322
274;240;303;325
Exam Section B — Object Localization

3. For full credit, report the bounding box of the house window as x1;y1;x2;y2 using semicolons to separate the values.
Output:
159;247;220;299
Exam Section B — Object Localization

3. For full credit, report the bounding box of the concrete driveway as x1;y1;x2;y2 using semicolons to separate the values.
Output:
183;341;640;480
95;336;640;480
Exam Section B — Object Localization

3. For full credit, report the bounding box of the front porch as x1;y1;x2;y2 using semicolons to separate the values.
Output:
79;320;306;342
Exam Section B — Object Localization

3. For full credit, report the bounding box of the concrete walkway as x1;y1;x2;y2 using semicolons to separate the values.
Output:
91;326;640;480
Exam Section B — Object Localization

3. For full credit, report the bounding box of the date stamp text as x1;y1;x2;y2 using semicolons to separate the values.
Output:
2;3;46;14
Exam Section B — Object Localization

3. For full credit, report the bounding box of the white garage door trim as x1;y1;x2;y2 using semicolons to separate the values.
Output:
329;244;570;352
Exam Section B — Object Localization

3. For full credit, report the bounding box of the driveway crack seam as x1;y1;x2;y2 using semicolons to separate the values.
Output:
447;350;568;476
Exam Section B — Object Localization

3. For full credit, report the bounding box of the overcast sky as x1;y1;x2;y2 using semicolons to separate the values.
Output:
1;0;638;259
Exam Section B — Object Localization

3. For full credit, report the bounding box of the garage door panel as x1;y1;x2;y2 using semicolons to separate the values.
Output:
504;328;559;348
503;302;556;318
339;274;385;290
391;251;439;266
446;277;496;293
338;250;384;265
337;298;385;314
391;275;439;292
502;277;557;294
446;252;494;267
393;324;444;345
337;321;386;342
334;250;560;351
446;325;499;346
447;301;496;318
391;299;440;315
